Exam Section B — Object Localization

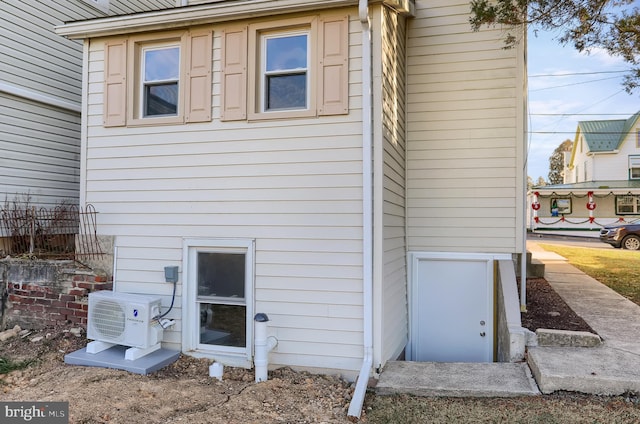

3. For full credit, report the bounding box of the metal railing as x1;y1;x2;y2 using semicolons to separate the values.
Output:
0;204;103;260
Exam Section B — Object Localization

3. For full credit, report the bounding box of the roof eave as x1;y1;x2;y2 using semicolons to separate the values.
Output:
55;0;360;39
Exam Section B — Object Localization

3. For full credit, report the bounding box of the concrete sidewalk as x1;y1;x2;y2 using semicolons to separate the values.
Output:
377;242;640;397
526;241;640;394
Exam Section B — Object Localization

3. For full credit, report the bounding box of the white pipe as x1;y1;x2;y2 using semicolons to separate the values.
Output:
254;313;278;382
347;0;373;420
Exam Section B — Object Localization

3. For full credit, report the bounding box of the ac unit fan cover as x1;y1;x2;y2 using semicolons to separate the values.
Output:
90;299;126;340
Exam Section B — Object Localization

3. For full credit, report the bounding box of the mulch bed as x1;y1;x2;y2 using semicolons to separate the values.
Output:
520;277;596;333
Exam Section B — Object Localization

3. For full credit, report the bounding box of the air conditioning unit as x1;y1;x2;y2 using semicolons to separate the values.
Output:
87;291;164;360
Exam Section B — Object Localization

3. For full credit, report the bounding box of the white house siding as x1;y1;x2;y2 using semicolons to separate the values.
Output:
372;6;408;368
0;93;81;207
83;10;366;375
0;0;176;208
406;0;525;253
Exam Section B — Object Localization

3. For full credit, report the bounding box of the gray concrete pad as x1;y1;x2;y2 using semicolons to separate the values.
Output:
528;346;640;395
376;361;540;397
65;345;180;375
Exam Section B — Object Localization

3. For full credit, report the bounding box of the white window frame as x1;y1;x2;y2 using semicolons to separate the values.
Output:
260;30;310;113
182;238;255;366
247;16;317;121
140;44;181;119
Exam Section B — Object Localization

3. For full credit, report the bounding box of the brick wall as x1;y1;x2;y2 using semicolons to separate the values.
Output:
1;260;112;330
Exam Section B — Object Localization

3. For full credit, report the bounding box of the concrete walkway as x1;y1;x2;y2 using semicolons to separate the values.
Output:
377;241;640;397
526;241;640;394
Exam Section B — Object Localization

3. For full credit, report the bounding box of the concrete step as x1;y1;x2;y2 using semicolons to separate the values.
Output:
527;259;545;278
376;361;540;397
527;346;640;395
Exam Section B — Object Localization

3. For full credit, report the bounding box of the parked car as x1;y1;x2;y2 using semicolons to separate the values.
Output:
600;224;640;250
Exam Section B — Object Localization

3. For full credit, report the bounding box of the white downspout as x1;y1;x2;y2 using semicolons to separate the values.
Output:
347;0;373;420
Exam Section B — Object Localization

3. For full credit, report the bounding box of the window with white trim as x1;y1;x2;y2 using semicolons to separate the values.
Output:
141;44;180;117
183;239;254;362
616;195;640;215
261;31;310;112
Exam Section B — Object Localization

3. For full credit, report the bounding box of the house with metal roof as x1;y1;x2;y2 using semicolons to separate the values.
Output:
530;111;640;234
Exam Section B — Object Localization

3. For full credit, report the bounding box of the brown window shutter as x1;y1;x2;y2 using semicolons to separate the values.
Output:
318;15;349;116
185;30;212;123
220;27;247;121
104;39;127;127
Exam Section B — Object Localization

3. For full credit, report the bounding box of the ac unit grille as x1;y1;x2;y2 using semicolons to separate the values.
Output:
91;299;126;340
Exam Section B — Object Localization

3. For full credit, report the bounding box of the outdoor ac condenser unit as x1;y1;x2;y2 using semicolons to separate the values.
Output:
87;291;163;357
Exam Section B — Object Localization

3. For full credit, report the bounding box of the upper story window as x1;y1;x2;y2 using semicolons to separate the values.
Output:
221;14;349;122
630;156;640;179
261;31;309;112
103;30;212;127
141;45;180;117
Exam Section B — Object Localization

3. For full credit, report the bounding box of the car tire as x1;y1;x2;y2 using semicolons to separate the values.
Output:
622;235;640;250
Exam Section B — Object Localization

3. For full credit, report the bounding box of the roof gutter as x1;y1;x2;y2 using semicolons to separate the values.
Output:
347;0;373;421
55;0;359;39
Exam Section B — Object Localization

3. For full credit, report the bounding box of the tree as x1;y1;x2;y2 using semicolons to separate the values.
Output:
548;139;573;184
469;1;640;93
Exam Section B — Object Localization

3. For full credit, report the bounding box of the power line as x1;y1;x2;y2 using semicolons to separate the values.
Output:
529;76;624;91
529;70;629;78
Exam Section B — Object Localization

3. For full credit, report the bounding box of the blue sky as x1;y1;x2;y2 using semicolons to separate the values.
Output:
526;29;638;181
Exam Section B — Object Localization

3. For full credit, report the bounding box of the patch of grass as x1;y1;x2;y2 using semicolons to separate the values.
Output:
0;356;34;375
538;244;640;305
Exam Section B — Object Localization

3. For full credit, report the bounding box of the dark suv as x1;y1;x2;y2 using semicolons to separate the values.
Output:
600;224;640;250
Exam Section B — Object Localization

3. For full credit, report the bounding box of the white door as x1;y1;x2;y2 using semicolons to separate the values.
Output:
410;253;498;362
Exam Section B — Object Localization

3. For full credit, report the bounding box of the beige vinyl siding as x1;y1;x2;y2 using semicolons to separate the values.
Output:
84;10;364;374
374;6;408;367
0;93;81;207
406;0;524;253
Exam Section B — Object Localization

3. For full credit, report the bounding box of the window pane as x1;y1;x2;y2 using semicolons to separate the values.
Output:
197;252;245;298
144;47;180;81
267;74;306;110
266;35;307;72
631;168;640;179
199;303;246;347
144;83;178;116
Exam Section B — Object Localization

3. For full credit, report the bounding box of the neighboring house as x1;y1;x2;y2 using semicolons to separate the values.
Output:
0;0;177;209
0;0;177;254
56;0;527;414
530;112;640;232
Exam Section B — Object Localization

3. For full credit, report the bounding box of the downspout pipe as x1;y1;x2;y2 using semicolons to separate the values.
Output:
347;0;373;420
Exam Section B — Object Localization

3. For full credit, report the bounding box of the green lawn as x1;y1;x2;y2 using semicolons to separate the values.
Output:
538;244;640;306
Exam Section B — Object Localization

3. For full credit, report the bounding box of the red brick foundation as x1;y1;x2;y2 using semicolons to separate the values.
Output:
2;262;112;329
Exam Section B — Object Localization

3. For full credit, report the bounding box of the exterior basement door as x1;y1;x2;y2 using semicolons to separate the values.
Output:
409;252;507;362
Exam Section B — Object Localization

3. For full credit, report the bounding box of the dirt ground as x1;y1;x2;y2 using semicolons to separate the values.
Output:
0;278;600;423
